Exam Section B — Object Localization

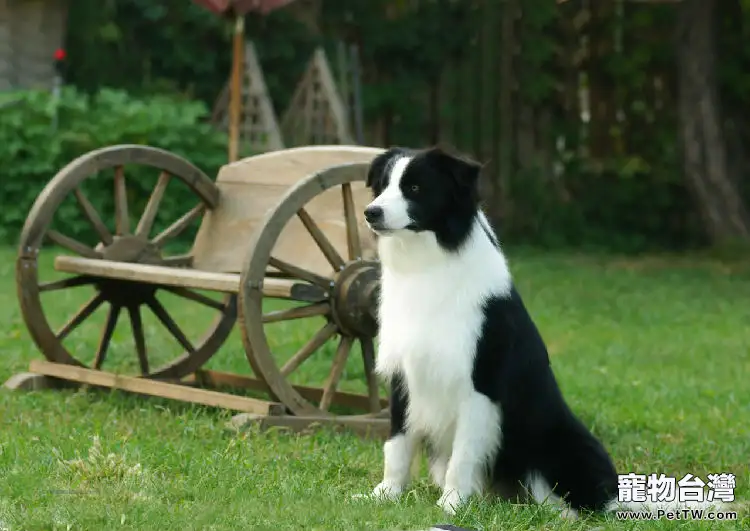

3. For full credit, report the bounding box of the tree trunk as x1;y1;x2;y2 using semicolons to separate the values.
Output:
717;0;750;200
428;78;440;145
494;0;517;224
676;0;750;243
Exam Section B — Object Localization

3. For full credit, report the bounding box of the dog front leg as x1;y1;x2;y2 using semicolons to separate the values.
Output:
438;392;501;514
372;372;416;500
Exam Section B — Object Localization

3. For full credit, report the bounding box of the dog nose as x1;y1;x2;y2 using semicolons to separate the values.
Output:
364;205;383;223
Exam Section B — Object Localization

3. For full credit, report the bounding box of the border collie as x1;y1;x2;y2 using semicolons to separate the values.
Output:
362;146;724;519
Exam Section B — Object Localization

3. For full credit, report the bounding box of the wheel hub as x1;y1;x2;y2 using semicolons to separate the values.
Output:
94;278;157;308
330;259;380;338
97;235;163;264
91;236;165;307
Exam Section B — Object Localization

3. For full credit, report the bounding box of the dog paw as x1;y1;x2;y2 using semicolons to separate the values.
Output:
436;488;466;515
371;481;403;501
559;507;579;520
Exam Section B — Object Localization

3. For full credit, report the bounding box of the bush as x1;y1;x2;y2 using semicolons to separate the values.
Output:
502;155;706;253
0;88;228;246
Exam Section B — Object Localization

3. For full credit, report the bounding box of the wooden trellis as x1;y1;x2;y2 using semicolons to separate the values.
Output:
281;47;354;147
212;40;284;155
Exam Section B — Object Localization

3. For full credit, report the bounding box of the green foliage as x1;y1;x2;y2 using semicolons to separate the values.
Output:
515;0;560;106
507;156;703;253
65;0;231;103
65;0;320;116
0;88;227;245
30;0;750;252
318;0;476;146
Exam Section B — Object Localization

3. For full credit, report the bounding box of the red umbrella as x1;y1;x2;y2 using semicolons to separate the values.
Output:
194;0;296;16
193;0;297;161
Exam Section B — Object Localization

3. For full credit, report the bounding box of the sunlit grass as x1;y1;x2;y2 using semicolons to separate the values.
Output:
1;247;749;530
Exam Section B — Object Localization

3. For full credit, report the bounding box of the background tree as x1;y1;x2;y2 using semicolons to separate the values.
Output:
2;0;744;252
677;0;750;244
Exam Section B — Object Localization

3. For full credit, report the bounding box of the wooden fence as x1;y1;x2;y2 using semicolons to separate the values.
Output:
353;0;684;218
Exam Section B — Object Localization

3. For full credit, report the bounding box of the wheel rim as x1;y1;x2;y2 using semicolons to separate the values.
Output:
239;162;388;417
17;145;236;379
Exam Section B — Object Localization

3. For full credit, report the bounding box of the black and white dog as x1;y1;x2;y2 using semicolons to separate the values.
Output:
361;146;720;519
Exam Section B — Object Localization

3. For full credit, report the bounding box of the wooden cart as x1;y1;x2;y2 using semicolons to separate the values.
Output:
10;144;390;437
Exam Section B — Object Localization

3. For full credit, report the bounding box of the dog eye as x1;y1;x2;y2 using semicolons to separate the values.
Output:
410;185;419;193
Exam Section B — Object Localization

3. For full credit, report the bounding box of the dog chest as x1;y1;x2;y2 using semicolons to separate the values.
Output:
377;275;483;369
376;271;486;444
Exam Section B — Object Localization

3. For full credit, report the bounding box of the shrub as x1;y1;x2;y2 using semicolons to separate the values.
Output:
0;88;228;246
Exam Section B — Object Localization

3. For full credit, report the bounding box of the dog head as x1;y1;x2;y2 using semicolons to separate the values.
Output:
363;146;482;249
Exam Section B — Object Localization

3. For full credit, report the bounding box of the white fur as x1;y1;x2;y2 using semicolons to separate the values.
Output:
428;455;448;489
367;155;414;231
368;156;513;514
372;433;418;500
437;392;502;514
525;471;580;520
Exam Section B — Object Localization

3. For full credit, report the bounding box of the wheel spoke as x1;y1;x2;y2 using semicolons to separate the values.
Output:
297;207;345;271
136;171;170;238
320;335;354;412
152;204;205;247
127;305;149;375
359;337;381;413
114;165;130;236
161;286;225;311
262;280;327;303
378;381;390;409
280;322;338;377
74;188;113;245
161;254;193;267
268;256;331;288
262;302;330;324
46;230;102;258
39;275;94;293
93;304;120;369
56;293;105;340
265;269;294;279
341;183;362;260
146;296;195;353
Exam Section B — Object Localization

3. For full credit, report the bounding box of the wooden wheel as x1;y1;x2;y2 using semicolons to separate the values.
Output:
239;163;386;417
17;145;236;379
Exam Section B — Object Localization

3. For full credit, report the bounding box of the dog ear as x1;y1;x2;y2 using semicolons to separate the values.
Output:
424;145;482;189
366;147;405;190
366;154;387;189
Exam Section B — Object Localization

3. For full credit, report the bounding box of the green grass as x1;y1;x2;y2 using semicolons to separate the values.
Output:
1;247;749;530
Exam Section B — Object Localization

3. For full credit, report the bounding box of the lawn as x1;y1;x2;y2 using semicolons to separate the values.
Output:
0;246;749;530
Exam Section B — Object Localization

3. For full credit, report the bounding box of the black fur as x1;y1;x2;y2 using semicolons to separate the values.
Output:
367;146;482;252
472;287;618;511
389;372;409;438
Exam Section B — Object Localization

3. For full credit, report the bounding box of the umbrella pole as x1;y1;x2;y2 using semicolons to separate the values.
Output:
228;13;244;163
